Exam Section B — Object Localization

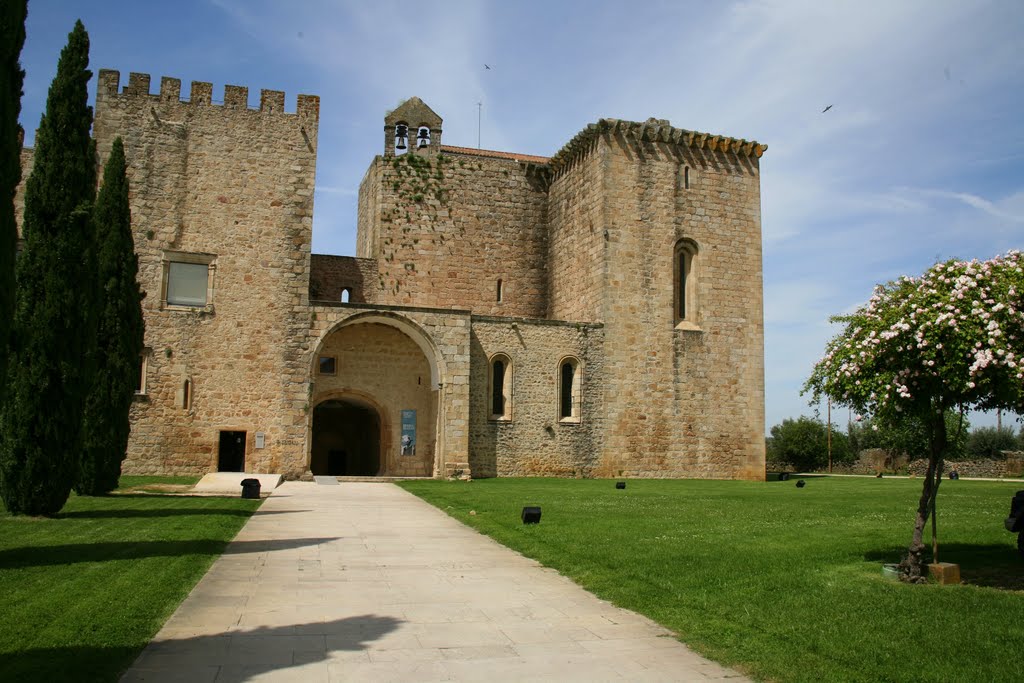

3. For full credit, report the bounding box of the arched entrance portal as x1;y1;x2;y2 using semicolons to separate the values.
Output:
310;398;381;476
308;315;441;477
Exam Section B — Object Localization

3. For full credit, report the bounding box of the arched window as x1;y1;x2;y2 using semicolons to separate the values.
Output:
557;357;582;422
489;354;513;420
674;239;699;326
340;288;351;303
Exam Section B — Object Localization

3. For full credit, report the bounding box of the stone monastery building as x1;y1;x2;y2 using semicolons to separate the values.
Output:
17;70;768;481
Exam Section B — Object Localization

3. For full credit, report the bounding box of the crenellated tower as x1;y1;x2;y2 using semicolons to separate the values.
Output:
94;70;321;479
545;118;767;479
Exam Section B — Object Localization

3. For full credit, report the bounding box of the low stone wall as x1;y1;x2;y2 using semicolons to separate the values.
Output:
769;451;1024;478
906;453;1024;479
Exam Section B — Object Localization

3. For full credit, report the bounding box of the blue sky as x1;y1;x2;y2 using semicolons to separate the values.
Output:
18;1;1024;433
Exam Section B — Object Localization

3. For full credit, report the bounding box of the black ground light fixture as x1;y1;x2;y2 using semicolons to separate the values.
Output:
795;480;806;488
616;481;626;489
521;506;542;524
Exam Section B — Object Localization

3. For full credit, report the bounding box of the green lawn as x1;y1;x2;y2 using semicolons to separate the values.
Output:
0;478;260;682
398;476;1024;683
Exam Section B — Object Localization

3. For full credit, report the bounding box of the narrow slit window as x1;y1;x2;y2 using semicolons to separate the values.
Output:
136;349;150;395
674;239;698;326
560;363;573;418
183;379;192;410
496;279;503;302
489;354;513;420
558;357;582;422
678;250;687;320
492;360;505;416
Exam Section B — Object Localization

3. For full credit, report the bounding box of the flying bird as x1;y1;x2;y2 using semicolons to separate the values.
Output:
822;104;833;113
484;64;492;70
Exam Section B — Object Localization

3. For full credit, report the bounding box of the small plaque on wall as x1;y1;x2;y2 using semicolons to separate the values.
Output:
255;432;266;449
400;410;416;456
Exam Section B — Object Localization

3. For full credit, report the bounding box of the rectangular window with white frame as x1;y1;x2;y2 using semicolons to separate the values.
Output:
162;251;216;311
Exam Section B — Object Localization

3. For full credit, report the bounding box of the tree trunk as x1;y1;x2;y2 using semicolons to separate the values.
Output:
899;408;947;582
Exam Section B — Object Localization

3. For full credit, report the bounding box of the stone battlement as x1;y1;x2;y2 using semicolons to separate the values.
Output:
548;117;766;178
97;69;319;120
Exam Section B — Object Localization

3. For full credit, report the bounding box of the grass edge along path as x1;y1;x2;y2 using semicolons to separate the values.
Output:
398;476;1024;683
0;477;261;682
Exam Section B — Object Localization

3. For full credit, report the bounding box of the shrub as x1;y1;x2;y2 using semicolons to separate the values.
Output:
767;417;853;471
966;426;1019;459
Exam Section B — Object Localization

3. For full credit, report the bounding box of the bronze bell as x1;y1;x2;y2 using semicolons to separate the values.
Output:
417;127;430;147
395;124;408;150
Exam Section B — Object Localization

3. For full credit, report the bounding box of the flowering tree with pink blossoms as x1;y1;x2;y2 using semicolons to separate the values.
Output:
804;250;1024;582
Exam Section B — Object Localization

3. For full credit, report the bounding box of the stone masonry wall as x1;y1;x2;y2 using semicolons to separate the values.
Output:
468;317;605;477
547;144;606;323
356;150;549;317
92;70;320;478
311;322;436;476
309;254;378;304
308;303;473;477
591;132;766;479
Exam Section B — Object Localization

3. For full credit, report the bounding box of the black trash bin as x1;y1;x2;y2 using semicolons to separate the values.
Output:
241;478;261;499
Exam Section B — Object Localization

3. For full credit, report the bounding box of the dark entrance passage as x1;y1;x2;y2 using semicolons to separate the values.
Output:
218;431;246;472
311;399;381;476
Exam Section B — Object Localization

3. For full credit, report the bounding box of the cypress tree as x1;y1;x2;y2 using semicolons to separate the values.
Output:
0;21;96;515
78;138;144;495
0;0;27;398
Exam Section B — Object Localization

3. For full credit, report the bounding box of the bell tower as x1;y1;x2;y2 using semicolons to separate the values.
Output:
384;97;442;157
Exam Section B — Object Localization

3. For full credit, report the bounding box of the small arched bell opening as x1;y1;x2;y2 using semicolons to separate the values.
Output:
310;398;382;476
394;122;410;155
417;126;431;148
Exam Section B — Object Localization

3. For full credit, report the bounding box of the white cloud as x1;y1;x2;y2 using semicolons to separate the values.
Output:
902;188;1024;224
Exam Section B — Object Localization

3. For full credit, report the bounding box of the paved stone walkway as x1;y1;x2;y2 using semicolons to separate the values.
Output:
122;482;749;682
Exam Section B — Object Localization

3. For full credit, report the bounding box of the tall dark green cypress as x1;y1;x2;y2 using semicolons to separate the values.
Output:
78;138;143;495
0;21;96;515
0;1;27;399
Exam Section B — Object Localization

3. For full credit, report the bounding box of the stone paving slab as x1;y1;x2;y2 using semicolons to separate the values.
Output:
121;482;751;682
192;473;283;495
